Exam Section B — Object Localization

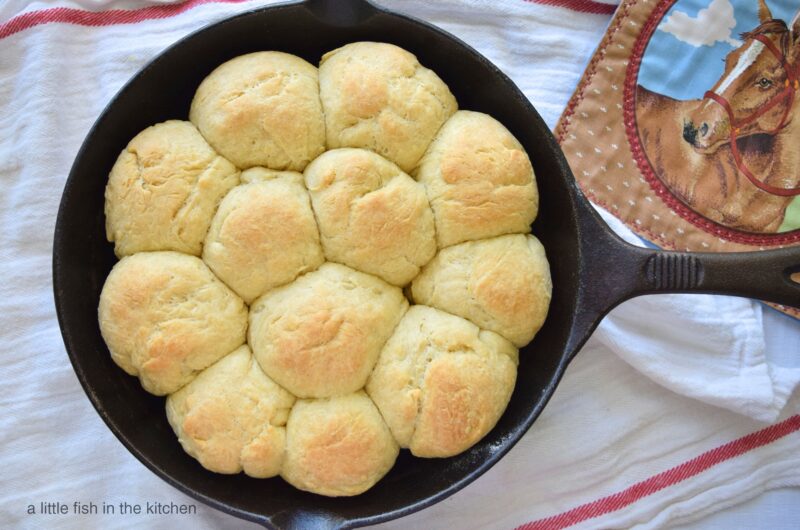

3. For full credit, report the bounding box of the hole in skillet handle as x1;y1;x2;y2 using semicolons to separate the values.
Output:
305;0;382;27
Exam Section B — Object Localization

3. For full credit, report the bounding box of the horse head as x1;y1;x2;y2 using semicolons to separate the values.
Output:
683;0;799;154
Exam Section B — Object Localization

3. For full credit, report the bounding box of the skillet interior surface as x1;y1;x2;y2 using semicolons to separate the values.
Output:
53;1;591;527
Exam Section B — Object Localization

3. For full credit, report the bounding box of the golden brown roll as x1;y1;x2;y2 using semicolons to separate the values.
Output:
190;52;326;170
281;392;398;496
98;251;248;395
414;110;538;248
166;345;295;477
366;305;518;458
104;120;239;257
249;263;407;398
411;234;552;347
319;42;457;173
304;148;436;286
202;168;325;303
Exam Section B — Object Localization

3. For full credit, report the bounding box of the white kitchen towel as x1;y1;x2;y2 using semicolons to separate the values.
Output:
0;1;798;529
591;206;800;423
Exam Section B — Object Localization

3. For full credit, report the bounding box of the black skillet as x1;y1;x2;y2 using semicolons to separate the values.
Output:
52;0;800;528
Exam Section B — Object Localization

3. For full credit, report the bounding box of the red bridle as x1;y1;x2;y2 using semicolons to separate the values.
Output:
703;33;800;197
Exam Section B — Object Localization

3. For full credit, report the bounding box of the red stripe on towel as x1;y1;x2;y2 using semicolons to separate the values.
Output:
525;0;617;15
0;0;248;39
516;414;800;530
0;0;617;40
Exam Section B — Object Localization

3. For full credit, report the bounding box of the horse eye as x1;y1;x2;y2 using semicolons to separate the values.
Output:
758;78;773;89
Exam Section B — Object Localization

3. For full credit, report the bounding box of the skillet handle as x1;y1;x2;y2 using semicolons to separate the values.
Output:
635;246;800;305
266;510;348;530
566;202;800;357
305;0;382;25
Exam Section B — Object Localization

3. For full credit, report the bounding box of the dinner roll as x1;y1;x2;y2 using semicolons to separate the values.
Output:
319;42;457;172
190;51;326;170
203;168;324;303
415;111;538;248
366;305;518;458
281;392;398;496
304;149;436;286
98;251;248;395
411;234;551;347
104;120;239;257
166;345;295;477
249;263;407;398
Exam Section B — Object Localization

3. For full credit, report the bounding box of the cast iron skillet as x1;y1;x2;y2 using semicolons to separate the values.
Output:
52;0;800;528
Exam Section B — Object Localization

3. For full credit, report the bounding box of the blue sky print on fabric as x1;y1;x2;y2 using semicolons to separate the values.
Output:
638;0;797;100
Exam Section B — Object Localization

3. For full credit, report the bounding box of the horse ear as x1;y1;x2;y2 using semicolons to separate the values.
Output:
758;0;773;23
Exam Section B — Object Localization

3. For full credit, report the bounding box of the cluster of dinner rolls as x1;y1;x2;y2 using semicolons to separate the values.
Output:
99;42;551;497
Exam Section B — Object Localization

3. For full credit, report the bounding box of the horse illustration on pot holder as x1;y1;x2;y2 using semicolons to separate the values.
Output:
557;0;800;318
636;0;799;234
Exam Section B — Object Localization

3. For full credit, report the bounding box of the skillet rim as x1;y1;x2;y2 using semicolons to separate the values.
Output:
52;1;584;527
